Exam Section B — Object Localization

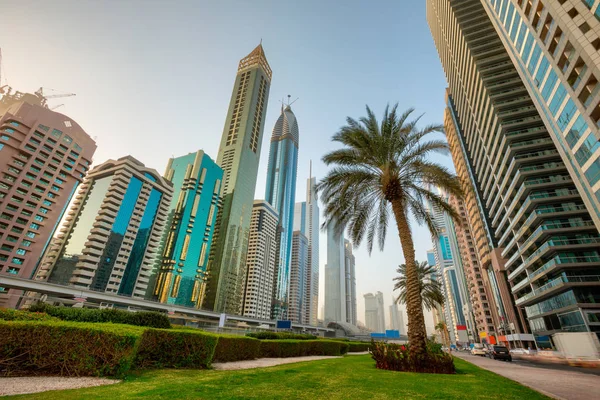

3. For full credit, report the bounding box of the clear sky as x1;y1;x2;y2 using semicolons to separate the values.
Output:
2;0;450;332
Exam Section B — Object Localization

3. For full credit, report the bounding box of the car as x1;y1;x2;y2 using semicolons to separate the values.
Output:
471;343;486;356
486;345;512;361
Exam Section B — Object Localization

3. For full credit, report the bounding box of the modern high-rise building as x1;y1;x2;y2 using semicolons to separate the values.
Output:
389;301;405;333
428;0;600;345
297;174;320;326
427;249;447;329
35;156;172;299
265;104;299;320
288;229;308;324
324;223;346;324
0;89;96;308
449;194;500;343
242;200;278;319
151;151;223;308
344;239;357;326
427;192;474;344
364;291;385;332
205;44;272;314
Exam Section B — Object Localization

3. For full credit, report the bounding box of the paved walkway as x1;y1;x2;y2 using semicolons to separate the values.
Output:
0;377;119;397
212;355;341;370
454;352;600;400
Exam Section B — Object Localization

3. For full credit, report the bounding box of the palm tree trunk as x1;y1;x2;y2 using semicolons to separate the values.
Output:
391;199;428;358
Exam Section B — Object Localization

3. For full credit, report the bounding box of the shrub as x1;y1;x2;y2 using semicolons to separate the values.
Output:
370;340;455;374
347;342;370;352
213;335;261;362
134;328;217;369
28;303;171;329
259;340;348;358
0;308;58;322
246;331;317;340
0;320;142;377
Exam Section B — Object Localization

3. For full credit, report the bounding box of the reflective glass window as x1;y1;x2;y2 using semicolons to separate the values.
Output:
522;34;534;63
575;132;600;166
585;156;600;186
557;100;576;131
549;84;567;115
534;57;549;87
566;116;588;148
541;70;558;100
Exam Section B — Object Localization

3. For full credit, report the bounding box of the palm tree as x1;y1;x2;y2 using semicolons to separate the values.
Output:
394;260;445;311
435;322;451;349
317;105;462;358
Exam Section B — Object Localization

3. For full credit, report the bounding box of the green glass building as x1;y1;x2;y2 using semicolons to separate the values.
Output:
204;44;272;314
151;150;223;308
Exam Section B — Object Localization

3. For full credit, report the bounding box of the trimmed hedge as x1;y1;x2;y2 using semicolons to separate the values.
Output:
28;303;171;329
246;332;317;340
0;308;58;322
213;335;261;362
370;340;455;374
134;328;217;369
347;342;370;352
0;320;142;377
259;340;349;358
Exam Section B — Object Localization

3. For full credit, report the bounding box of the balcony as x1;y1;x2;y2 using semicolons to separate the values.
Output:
515;275;600;306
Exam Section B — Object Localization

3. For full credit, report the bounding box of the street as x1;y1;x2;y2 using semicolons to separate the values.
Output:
454;352;600;400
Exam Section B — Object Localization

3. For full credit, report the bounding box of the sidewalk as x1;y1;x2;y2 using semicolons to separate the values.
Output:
453;352;600;400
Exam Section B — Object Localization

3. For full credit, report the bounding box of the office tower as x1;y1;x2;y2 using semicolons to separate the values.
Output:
0;90;96;308
344;239;357;326
242;200;278;319
303;174;320;326
35;156;172;298
427;192;474;343
449;194;500;343
389;301;405;333
364;291;385;332
324;223;346;323
428;0;600;345
427;249;447;329
205;44;272;314
151;151;223;308
288;230;308;323
265;103;299;320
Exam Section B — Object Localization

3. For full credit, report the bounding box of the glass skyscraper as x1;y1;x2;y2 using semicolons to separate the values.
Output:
204;44;271;314
35;156;172;299
151;150;223;308
265;104;299;320
428;0;600;345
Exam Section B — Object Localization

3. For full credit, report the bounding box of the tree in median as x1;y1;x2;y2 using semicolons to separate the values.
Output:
317;105;461;359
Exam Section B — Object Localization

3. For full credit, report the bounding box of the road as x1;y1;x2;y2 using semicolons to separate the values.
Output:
453;352;600;400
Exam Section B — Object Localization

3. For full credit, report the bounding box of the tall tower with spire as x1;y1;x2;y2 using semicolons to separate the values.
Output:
265;101;299;320
204;44;272;314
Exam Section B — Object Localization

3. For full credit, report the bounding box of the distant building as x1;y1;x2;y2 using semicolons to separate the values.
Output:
389;301;405;334
324;223;356;325
288;230;308;324
364;291;385;332
344;240;357;326
151;150;223;308
0;89;96;307
242;200;278;319
35;156;172;299
204;44;272;314
304;175;319;326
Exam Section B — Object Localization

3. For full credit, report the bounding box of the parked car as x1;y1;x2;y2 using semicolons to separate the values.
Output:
486;345;512;361
471;343;486;356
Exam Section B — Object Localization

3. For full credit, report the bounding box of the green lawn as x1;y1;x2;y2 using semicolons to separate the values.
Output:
10;355;549;400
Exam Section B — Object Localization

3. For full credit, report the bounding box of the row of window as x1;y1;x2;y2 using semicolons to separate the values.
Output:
489;0;600;198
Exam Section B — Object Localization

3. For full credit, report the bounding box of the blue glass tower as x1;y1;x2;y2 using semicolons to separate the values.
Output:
265;104;299;319
152;150;223;308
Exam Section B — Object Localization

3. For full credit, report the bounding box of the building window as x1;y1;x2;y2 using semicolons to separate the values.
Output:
21;240;32;247
25;232;36;239
29;223;40;230
11;257;24;265
15;249;26;256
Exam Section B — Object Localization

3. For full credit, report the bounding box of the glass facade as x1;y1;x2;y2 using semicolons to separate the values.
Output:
152;151;223;308
265;105;299;319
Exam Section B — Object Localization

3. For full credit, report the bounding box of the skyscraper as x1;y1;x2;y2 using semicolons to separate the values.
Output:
265;104;299;320
242;200;278;319
364;291;385;332
305;176;320;326
0;90;96;308
35;156;172;298
428;0;600;345
389;301;405;333
427;191;474;344
344;239;357;326
324;223;346;324
151;150;223;308
288;229;308;323
204;44;272;314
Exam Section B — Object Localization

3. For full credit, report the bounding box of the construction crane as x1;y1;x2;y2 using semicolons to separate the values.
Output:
34;87;76;108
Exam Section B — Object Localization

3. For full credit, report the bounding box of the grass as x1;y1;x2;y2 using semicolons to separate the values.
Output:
9;355;550;400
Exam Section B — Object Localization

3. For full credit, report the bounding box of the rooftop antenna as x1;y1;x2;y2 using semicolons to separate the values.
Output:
287;95;299;107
